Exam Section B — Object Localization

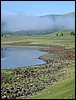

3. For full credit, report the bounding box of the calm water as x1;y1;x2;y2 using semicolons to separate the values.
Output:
1;47;47;69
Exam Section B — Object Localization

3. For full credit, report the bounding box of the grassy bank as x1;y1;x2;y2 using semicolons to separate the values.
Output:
1;59;75;99
1;30;75;99
29;78;75;99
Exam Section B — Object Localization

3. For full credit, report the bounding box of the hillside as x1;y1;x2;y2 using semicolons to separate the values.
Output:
1;12;75;35
1;30;75;49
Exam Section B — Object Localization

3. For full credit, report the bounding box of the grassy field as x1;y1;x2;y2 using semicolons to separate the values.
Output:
1;30;75;99
1;30;75;49
29;78;75;99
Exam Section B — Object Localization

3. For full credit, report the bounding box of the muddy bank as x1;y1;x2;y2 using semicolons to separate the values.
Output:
38;46;75;63
2;42;75;62
2;42;49;47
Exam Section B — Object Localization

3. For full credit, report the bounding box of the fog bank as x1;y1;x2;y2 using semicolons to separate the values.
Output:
1;12;75;32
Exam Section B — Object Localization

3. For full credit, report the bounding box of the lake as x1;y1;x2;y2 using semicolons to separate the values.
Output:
1;47;47;69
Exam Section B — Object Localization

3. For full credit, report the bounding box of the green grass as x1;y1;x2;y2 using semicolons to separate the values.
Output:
1;30;75;49
29;78;75;99
28;64;75;99
1;63;75;99
1;30;75;99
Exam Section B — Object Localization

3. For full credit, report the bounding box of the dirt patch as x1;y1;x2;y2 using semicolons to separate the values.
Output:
39;46;75;63
2;42;32;46
2;42;47;46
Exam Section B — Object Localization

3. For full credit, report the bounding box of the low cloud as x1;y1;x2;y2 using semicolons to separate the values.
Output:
1;12;75;32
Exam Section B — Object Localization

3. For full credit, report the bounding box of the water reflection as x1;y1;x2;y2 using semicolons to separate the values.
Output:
1;48;7;58
1;47;47;69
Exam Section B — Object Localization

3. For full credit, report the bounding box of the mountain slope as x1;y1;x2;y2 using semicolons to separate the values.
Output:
1;12;75;34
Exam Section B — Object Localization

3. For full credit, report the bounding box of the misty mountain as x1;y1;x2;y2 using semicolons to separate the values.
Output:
1;12;75;35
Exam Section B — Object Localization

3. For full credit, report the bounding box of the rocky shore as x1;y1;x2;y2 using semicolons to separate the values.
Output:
1;46;75;99
39;46;75;63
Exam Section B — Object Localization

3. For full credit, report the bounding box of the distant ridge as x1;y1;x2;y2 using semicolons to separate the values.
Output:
39;12;75;17
1;12;75;35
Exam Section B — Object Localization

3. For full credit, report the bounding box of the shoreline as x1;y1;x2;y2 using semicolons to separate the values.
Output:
1;45;75;70
1;43;75;70
1;43;75;99
1;30;75;99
